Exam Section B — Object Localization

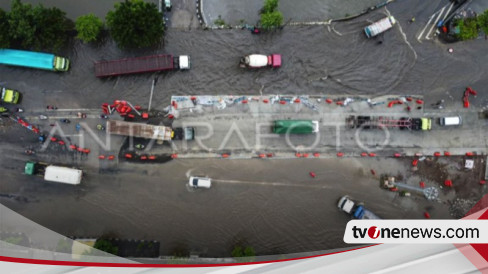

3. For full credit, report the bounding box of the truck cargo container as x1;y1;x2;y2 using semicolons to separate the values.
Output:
0;49;69;71
24;162;82;185
273;120;319;134
94;54;190;77
364;16;396;38
107;120;195;142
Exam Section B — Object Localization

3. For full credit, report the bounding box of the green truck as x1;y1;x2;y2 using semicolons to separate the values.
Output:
273;120;319;134
1;86;21;104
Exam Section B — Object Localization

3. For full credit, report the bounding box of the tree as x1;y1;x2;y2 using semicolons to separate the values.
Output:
231;245;255;257
93;239;118;255
76;14;103;43
261;0;278;14
8;0;71;51
456;18;479;40
478;10;488;36
106;0;164;48
260;10;283;29
0;9;9;48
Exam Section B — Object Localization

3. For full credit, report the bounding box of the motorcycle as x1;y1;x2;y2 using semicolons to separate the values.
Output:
77;112;87;119
60;119;71;124
100;114;108;119
135;144;145;149
25;149;35;155
96;124;105;131
39;115;48;120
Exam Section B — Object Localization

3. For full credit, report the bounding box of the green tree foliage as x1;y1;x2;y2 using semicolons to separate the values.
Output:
0;9;9;47
456;18;479;40
231;245;255;257
8;0;70;50
106;0;164;48
93;239;118;255
75;14;103;43
261;0;278;14
260;10;283;29
478;10;488;35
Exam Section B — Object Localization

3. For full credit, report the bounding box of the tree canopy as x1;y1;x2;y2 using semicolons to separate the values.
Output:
106;0;164;48
93;239;118;255
8;0;71;51
259;0;283;29
261;0;278;14
0;9;9;48
75;14;103;43
478;10;488;35
260;10;283;29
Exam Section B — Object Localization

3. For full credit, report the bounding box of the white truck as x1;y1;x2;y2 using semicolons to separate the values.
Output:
364;16;396;38
24;162;82;185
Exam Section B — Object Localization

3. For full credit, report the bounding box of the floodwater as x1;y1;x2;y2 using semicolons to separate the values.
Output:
0;0;488;258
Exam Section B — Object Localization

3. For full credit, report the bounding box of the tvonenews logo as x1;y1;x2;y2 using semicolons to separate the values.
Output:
344;220;488;244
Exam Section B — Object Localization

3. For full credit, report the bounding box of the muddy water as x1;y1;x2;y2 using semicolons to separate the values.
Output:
1;0;488;258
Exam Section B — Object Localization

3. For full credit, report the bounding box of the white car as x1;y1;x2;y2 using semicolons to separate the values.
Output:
188;176;211;189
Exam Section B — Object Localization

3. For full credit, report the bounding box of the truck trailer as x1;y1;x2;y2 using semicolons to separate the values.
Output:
337;195;381;219
346;115;432;131
24;162;82;185
0;49;70;71
364;16;396;38
94;54;190;77
273;120;319;134
107;120;195;142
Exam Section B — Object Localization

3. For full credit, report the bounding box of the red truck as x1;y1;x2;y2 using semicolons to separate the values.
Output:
94;54;190;77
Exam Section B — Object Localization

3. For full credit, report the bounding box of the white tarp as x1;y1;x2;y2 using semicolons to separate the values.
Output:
44;166;82;185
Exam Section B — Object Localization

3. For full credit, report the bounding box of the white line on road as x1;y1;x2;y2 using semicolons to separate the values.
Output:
425;6;446;40
417;16;435;42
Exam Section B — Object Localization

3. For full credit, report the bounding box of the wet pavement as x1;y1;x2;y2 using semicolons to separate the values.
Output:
0;0;488;258
201;0;388;26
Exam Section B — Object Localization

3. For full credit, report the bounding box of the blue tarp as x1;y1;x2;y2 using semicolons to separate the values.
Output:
0;49;54;70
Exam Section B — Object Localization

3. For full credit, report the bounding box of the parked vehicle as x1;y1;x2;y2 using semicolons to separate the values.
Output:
188;176;212;189
1;86;21;104
440;116;462;126
172;127;195;141
240;54;281;68
94;54;190;77
364;16;396;38
107;120;195;142
24;161;82;185
0;49;69;71
164;0;172;11
346;115;432;131
337;195;381;219
273;120;319;134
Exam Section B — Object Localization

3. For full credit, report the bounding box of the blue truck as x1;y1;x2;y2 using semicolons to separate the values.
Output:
0;49;70;71
337;195;381;219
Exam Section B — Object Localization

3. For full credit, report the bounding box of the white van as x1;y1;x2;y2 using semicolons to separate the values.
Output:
188;176;211;189
440;116;462;126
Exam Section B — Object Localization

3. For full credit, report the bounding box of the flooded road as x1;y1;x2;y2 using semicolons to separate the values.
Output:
0;0;488;258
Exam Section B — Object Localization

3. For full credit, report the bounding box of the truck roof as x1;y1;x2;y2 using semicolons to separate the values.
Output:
273;120;319;134
94;54;175;77
0;49;56;70
44;166;82;185
107;120;173;141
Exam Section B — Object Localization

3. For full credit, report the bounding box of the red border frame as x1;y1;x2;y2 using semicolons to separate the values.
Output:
0;244;377;268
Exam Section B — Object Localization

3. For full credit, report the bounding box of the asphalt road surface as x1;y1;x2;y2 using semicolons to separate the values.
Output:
0;0;487;258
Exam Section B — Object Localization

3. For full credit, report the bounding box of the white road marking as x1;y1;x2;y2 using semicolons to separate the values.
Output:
425;6;445;40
